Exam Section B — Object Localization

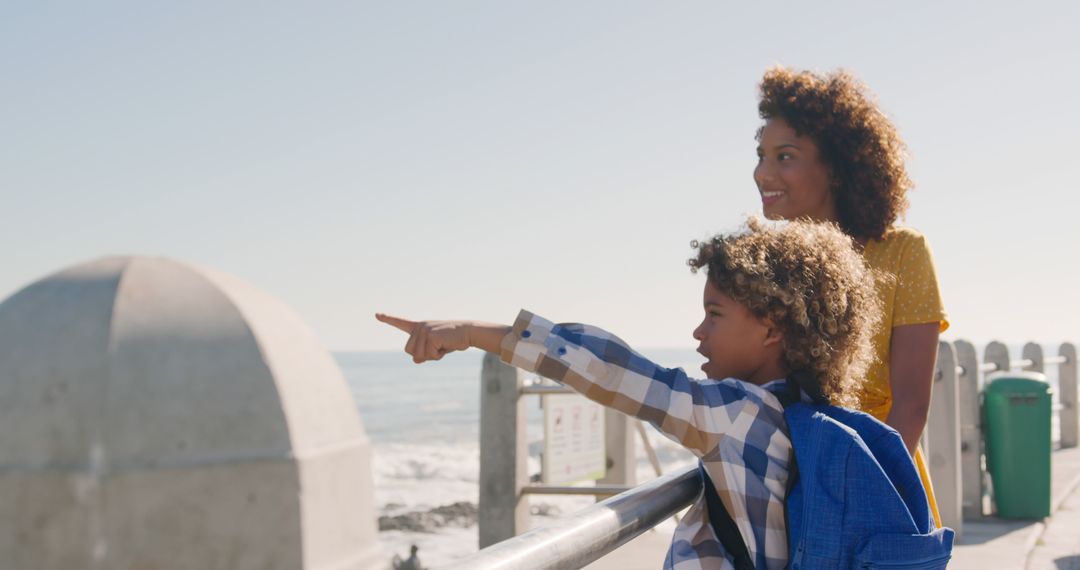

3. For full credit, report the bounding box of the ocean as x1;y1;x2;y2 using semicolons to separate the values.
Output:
336;344;1064;567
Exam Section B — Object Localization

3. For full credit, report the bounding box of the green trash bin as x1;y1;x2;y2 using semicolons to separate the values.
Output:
983;371;1052;518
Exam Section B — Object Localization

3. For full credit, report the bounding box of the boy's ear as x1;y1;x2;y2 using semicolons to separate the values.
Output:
762;320;784;347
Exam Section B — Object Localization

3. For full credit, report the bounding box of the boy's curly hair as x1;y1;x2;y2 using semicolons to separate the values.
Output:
758;66;911;241
689;218;881;408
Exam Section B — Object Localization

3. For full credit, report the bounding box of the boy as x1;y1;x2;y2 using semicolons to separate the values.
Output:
376;217;880;569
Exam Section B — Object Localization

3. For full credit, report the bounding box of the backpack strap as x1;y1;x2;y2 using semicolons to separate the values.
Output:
701;467;755;570
775;376;803;408
782;369;830;407
781;447;800;552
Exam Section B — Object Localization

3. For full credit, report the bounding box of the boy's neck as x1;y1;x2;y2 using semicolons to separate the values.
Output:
744;360;789;386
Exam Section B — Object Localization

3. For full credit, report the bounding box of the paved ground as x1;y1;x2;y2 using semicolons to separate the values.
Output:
1028;484;1080;569
951;446;1080;570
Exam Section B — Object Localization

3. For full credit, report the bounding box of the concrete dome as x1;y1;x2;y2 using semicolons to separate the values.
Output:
0;256;381;569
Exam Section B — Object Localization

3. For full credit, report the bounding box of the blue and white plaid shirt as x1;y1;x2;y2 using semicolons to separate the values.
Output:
501;310;794;570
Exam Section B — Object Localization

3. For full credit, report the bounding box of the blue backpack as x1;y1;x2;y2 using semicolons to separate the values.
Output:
703;381;955;569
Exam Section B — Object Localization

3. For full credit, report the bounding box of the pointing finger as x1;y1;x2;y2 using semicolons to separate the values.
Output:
376;313;418;334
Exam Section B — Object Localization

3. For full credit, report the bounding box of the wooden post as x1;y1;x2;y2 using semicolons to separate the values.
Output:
928;341;962;536
479;353;528;547
954;340;983;519
596;409;636;499
1022;342;1044;373
1060;343;1079;449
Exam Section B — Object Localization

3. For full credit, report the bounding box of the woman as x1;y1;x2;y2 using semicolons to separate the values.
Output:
752;66;948;526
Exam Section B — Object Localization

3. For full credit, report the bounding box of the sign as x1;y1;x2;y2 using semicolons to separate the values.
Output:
542;393;606;485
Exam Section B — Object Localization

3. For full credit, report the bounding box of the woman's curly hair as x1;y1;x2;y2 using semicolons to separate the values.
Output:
758;66;911;241
689;217;882;407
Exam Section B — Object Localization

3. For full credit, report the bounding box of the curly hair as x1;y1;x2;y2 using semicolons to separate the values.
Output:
758;66;911;241
689;217;882;408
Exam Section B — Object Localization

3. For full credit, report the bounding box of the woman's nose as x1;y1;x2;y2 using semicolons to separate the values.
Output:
753;160;771;187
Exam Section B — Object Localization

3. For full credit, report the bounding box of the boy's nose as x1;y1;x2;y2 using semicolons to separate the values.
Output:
692;322;705;341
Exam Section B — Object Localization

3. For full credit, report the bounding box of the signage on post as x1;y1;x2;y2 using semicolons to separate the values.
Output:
542;393;606;484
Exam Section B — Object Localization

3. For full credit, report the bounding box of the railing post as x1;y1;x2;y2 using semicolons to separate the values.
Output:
982;341;1009;515
984;341;1010;374
928;341;962;536
479;353;528;547
1060;343;1078;449
954;340;983;519
596;409;636;497
1022;342;1044;373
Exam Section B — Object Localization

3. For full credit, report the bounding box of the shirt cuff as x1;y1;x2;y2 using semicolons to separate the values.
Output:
500;309;557;371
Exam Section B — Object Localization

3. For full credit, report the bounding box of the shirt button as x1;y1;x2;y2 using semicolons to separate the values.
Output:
557;347;567;355
522;330;532;338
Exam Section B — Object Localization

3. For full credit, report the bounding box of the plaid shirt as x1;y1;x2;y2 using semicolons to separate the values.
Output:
500;310;794;570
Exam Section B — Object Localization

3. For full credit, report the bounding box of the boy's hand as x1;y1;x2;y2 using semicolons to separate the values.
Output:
375;313;512;363
375;313;472;363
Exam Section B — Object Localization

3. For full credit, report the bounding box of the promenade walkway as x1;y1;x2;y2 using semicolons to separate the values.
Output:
953;445;1080;570
588;446;1080;569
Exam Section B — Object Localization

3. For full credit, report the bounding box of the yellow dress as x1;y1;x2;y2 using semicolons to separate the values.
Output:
861;227;949;528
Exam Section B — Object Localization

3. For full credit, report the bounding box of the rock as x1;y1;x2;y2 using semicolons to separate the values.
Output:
378;501;479;532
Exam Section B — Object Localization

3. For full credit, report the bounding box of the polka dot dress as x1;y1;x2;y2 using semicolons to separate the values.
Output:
860;226;949;414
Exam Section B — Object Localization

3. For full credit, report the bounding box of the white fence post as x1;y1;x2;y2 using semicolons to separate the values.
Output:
1060;343;1078;449
479;353;528;547
596;409;636;497
984;341;1010;375
1022;342;1044;373
981;341;1010;515
953;340;983;519
928;341;962;536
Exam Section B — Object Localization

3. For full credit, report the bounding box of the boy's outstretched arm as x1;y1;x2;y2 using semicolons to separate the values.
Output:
381;310;788;463
375;313;511;363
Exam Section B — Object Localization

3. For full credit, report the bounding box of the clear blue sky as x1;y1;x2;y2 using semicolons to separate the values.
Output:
2;2;1078;351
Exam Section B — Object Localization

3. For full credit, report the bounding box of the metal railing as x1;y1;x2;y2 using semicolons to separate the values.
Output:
935;355;1070;381
445;465;699;570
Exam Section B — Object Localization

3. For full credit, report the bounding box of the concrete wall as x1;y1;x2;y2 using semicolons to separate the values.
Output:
0;256;381;570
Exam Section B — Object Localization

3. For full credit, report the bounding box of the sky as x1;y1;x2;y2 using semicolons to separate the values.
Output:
2;1;1078;352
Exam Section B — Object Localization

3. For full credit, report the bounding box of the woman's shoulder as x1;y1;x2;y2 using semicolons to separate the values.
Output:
872;226;934;253
879;225;929;243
